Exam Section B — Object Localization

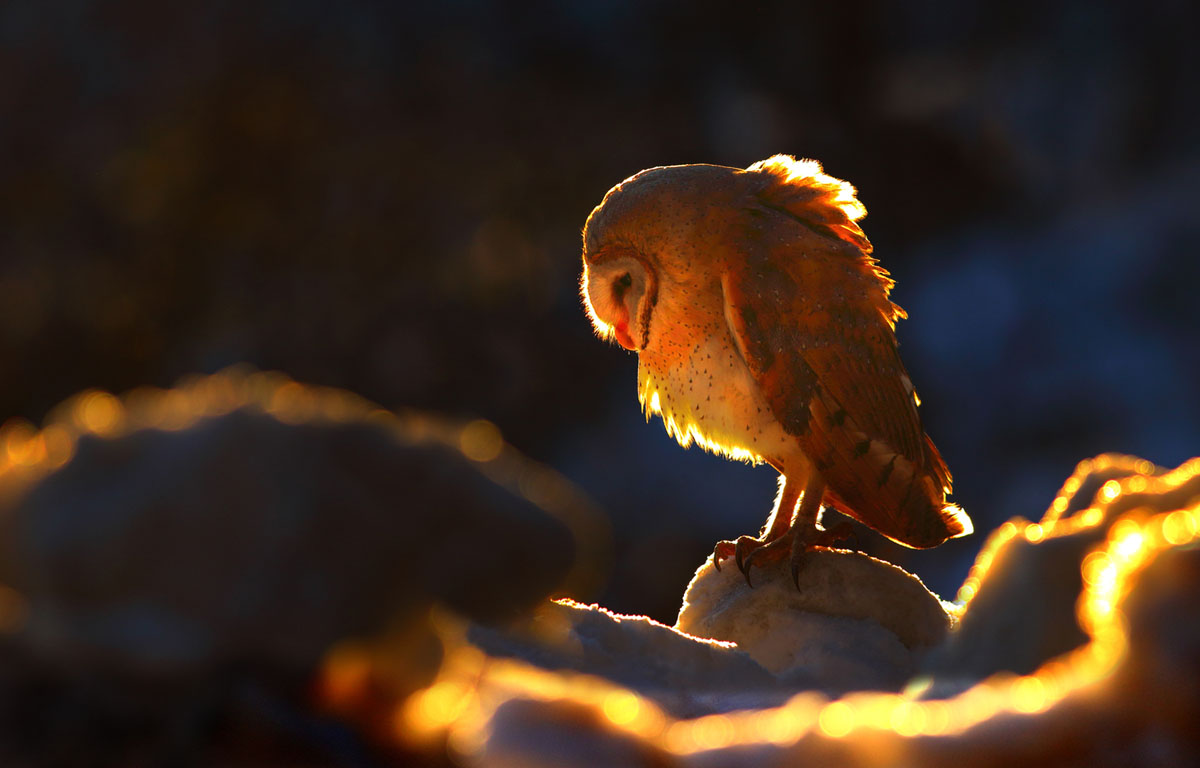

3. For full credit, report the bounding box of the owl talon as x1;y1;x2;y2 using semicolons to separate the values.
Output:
790;554;805;590
737;533;795;586
786;521;859;589
733;535;761;579
711;540;738;571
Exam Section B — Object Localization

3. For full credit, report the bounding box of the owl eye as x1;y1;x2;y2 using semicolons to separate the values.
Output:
613;272;633;297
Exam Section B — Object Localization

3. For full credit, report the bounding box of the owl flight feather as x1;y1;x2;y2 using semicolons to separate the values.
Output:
581;155;971;587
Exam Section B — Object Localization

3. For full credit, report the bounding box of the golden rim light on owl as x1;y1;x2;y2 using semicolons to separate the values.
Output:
580;154;972;588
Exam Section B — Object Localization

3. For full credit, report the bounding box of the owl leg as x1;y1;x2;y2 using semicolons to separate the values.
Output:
788;479;835;588
736;475;830;586
734;476;852;588
711;474;800;576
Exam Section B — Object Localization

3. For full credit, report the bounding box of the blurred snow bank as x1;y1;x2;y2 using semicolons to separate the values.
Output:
0;370;600;763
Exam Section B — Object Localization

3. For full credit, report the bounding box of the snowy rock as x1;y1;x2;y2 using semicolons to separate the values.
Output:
470;599;793;717
676;550;950;693
464;553;952;719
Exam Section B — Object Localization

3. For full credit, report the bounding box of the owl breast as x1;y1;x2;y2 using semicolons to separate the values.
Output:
637;323;797;467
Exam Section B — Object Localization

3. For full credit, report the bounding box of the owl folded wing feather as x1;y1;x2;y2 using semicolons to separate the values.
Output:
721;236;968;548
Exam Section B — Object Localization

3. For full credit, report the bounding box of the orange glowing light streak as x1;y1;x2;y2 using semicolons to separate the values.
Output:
459;419;504;463
39;425;74;469
2;420;43;468
954;519;1022;606
75;391;124;435
602;690;642;726
0;367;544;497
953;453;1180;608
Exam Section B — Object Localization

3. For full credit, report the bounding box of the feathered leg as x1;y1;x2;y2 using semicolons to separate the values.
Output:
712;473;798;575
716;473;853;588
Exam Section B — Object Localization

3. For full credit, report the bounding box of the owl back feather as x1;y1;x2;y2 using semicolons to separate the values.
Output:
723;156;971;548
747;155;906;330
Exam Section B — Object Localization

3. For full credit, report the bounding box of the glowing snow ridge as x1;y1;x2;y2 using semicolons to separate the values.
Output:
363;454;1200;765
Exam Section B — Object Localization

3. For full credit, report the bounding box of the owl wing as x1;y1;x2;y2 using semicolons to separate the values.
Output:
721;236;968;548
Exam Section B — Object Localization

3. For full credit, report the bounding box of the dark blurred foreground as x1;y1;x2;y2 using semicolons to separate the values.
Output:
2;0;1197;621
0;374;585;764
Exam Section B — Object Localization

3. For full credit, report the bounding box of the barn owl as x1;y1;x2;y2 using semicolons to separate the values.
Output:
580;155;971;586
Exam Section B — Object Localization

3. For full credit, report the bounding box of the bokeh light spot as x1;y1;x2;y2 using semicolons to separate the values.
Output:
41;424;74;469
1161;510;1197;545
77;391;123;435
818;701;854;737
3;421;40;466
691;714;733;749
459;419;503;462
1011;676;1047;713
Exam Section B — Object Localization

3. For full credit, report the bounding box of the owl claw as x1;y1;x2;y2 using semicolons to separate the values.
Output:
710;522;861;589
789;521;857;589
734;539;751;577
733;536;760;580
713;523;855;587
711;540;737;571
712;536;772;580
789;556;805;590
736;533;793;586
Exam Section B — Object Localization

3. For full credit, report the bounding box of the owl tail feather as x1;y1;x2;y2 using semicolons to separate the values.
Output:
935;502;973;539
804;390;972;549
872;453;972;548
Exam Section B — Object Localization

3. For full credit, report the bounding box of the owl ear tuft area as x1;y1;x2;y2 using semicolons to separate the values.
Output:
746;154;873;255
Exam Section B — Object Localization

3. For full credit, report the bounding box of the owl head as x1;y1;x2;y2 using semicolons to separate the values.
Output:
580;155;877;351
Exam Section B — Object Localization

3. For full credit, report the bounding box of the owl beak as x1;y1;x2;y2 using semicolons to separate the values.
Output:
613;320;637;351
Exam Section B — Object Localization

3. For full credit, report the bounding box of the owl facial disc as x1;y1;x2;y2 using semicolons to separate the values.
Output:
582;252;657;351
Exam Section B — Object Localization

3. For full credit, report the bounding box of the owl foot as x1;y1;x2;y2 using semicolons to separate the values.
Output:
710;521;856;588
710;534;792;586
738;534;792;587
711;540;736;570
787;521;856;589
